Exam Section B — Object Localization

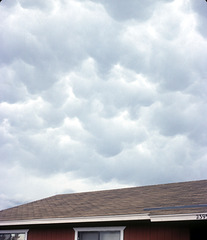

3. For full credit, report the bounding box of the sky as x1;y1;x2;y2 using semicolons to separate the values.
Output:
0;0;207;210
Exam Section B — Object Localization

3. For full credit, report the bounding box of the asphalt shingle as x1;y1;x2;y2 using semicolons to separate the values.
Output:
0;180;206;221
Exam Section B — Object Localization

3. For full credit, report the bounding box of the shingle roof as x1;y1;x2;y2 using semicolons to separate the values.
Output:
0;180;207;222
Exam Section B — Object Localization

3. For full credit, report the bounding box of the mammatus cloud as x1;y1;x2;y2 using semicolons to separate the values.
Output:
191;0;207;37
0;0;207;210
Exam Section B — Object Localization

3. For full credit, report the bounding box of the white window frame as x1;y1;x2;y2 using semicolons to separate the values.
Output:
74;227;125;240
0;229;29;240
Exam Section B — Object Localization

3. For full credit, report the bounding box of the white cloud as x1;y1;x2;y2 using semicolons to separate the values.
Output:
0;0;207;210
0;163;130;210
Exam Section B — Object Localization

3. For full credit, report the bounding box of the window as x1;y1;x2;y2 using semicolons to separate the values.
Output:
0;230;28;240
74;227;125;240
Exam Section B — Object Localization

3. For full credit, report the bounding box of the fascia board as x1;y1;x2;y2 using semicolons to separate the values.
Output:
0;214;150;226
150;212;207;222
1;212;206;226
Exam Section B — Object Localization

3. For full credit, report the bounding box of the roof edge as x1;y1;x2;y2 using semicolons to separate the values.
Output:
0;214;150;226
151;212;207;222
1;212;207;226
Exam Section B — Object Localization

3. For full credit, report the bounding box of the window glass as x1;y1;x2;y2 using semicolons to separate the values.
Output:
79;232;99;240
79;231;120;240
0;233;26;240
74;226;125;240
100;231;120;240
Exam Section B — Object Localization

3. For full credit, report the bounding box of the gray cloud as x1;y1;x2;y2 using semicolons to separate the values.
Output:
0;0;207;210
89;0;173;21
19;0;53;11
191;0;207;37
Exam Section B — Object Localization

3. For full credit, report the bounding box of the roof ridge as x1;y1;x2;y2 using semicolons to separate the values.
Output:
0;179;206;222
2;179;206;211
56;178;207;196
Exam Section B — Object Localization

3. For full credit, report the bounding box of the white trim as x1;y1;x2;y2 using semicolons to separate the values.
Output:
0;212;206;226
73;226;126;240
0;229;29;240
73;226;126;232
150;212;207;222
0;214;149;226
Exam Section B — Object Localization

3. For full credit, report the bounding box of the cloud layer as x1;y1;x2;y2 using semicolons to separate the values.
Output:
0;0;207;210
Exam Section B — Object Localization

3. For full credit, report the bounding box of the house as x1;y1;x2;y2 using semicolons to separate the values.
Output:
0;180;207;240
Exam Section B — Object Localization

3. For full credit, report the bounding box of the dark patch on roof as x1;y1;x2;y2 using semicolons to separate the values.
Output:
144;204;207;211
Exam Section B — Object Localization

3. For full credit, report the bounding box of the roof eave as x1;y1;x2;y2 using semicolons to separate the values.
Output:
0;213;150;226
150;212;207;222
1;212;207;226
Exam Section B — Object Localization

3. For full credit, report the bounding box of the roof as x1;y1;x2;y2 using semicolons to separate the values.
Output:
0;180;207;225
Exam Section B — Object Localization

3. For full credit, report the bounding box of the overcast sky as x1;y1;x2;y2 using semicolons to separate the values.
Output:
0;0;207;210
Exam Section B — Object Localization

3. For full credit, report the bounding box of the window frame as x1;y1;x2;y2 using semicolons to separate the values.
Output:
74;226;126;240
0;229;29;240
